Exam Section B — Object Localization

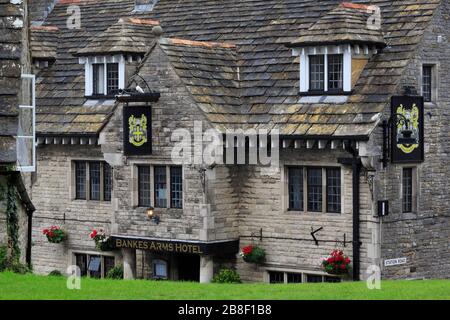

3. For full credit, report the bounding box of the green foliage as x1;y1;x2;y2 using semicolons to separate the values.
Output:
106;265;124;279
5;179;20;264
48;270;63;277
212;268;241;284
0;246;7;272
243;246;266;264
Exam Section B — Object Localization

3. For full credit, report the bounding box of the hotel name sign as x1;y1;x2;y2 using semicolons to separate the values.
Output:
112;236;239;256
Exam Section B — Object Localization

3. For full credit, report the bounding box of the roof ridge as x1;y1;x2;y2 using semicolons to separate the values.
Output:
31;25;59;32
164;38;236;49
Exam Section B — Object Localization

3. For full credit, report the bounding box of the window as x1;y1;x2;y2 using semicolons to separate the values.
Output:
138;166;151;207
75;162;87;200
106;63;119;95
154;166;167;208
170;166;183;208
89;162;101;201
288;167;303;211
137;165;183;209
153;259;168;279
422;65;432;102
328;54;343;91
74;161;112;201
92;63;104;95
134;0;158;12
326;168;341;213
75;253;115;279
268;271;284;284
307;168;322;212
266;271;340;284
402;168;413;213
309;55;325;91
80;57;124;97
287;166;341;213
287;273;302;283
306;274;323;283
104;163;112;201
309;54;344;93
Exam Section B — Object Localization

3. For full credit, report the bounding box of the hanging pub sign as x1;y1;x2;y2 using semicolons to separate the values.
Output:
123;105;152;156
391;96;424;163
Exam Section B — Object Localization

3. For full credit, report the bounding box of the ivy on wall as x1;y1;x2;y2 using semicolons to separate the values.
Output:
5;178;21;264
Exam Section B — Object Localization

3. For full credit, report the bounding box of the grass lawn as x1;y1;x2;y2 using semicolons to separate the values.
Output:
0;272;449;300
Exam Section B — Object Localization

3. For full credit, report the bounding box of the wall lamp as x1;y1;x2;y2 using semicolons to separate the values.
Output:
380;113;418;168
146;207;160;225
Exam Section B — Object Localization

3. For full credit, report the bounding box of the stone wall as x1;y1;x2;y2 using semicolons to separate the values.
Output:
372;0;450;280
31;144;114;274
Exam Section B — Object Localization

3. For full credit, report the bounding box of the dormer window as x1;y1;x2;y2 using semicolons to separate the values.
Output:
134;0;158;12
309;53;344;93
79;56;125;98
287;2;386;97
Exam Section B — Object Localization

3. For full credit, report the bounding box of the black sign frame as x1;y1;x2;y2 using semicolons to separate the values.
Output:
391;96;424;164
123;104;152;156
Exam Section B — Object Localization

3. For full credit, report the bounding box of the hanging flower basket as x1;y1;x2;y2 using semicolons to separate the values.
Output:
240;245;266;264
43;226;67;244
321;249;351;275
90;229;113;251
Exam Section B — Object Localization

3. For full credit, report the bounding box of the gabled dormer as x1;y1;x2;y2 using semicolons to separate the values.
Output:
134;0;159;12
288;2;386;96
30;25;59;70
76;18;159;98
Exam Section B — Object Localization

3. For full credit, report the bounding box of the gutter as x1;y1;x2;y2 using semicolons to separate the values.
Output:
338;141;362;281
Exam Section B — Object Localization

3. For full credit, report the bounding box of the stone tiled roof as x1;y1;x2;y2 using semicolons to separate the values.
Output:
33;0;441;138
30;26;59;60
289;2;386;48
76;17;159;56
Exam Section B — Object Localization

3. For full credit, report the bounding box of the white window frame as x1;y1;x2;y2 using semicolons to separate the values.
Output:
17;74;36;172
293;44;378;94
79;55;125;97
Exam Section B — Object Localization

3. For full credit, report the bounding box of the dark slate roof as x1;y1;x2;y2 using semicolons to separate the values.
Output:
76;17;159;56
0;0;23;163
30;26;59;60
288;2;386;47
33;0;441;138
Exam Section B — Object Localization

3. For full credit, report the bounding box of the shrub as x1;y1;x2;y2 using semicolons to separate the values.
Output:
48;270;63;277
212;268;241;284
0;246;30;274
106;265;124;279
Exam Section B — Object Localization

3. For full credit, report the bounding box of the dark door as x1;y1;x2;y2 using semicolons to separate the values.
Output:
177;254;200;282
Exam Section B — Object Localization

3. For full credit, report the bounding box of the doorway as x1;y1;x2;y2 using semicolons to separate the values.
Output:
177;254;200;282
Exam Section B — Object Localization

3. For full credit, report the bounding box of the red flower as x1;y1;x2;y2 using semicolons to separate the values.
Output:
327;257;334;264
90;230;97;239
43;229;49;235
345;257;351;264
242;246;253;255
341;264;346;270
48;231;54;238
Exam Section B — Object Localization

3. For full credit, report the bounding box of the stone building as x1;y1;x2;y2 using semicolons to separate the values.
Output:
28;0;449;282
0;0;35;268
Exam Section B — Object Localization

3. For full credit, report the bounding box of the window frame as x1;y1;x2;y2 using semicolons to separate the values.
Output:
265;269;340;284
135;164;183;209
82;55;125;98
421;64;437;103
285;165;342;214
401;167;417;214
72;160;112;202
73;251;116;279
297;45;353;94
